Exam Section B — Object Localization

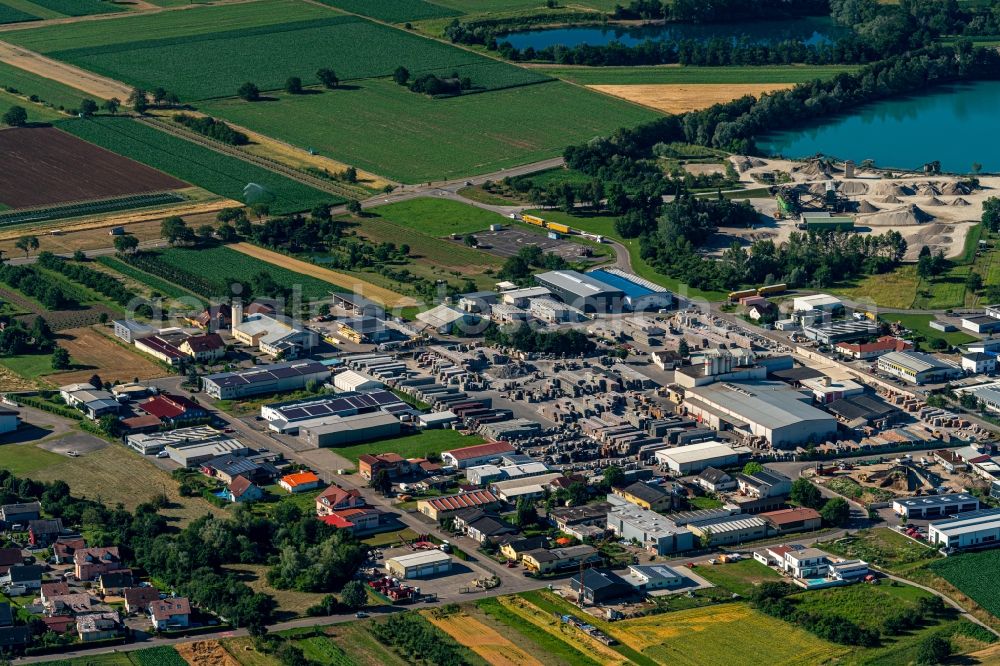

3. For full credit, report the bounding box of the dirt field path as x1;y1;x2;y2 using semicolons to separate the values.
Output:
229;242;416;308
425;611;545;666
588;83;793;114
0;41;133;100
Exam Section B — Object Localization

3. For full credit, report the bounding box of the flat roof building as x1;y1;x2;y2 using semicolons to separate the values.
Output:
260;390;406;433
534;270;624;313
893;493;980;519
385;550;452;579
927;509;1000;550
299;412;401;448
203;361;331;400
687;515;771;546
792;294;842;312
654;441;753;475
803;320;879;345
683;381;838;449
587;268;673;312
877;351;963;385
606;503;694;555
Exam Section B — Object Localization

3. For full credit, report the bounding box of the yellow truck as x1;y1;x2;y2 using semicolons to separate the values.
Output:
521;214;545;227
547;222;571;234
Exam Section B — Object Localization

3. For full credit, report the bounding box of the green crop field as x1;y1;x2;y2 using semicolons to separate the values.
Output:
312;0;459;22
58;116;338;214
0;61;98;109
154;245;345;300
13;3;543;101
0;3;37;24
541;64;861;85
931;550;1000;619
18;0;120;16
371;198;507;236
96;256;206;304
2;0;331;51
128;646;188;666
203;79;659;183
430;0;618;12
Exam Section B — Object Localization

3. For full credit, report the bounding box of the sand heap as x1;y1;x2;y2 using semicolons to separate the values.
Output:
793;159;841;180
881;195;903;204
860;204;934;226
839;180;869;195
918;184;940;196
923;197;946;206
808;182;831;195
735;156;767;172
870;181;915;197
941;181;970;195
857;200;879;213
951;197;971;206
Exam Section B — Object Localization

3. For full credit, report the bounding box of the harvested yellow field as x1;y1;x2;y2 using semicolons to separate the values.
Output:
497;596;628;666
229;242;416;308
177;640;242;666
0;365;36;391
44;326;170;386
589;83;793;114
425;610;545;666
609;603;847;666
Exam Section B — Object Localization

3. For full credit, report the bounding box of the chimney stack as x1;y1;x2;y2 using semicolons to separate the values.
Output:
232;298;243;336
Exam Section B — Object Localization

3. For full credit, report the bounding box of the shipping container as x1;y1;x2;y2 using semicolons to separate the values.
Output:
522;214;545;227
547;222;571;234
728;288;757;302
756;283;787;296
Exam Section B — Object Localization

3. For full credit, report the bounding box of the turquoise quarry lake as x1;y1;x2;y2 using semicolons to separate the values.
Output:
757;80;1000;174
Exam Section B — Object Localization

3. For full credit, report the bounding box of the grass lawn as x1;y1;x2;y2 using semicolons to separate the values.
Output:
817;528;940;574
362;527;419;547
0;353;56;379
0;442;65;476
332;429;484;468
791;582;933;633
370;198;508;237
693;558;782;596
224;563;327;619
688;495;724;510
880;312;976;346
202;78;659;183
541;64;860;85
0;89;64;123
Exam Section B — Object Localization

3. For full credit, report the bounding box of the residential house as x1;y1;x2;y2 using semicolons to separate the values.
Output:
694;467;736;493
548;503;612;537
612;481;674;512
178;333;226;363
59;383;96;405
149;598;191;630
0;548;22;576
99;570;134;595
187;304;231;332
40;582;70;604
315;485;365;517
521;545;600;574
201;454;278;485
124;587;160;614
357;453;411;481
74;547;123;580
784;548;829;578
319;507;381;532
139;394;209;425
46;593;93;616
499;536;549;562
451;510;516;543
835;336;912;360
28;519;63;546
225;476;264;504
736;468;792;499
61;388;121;420
77;612;122;642
569;569;632;605
52;538;86;564
0;501;40;527
1;564;44;590
279;472;322;494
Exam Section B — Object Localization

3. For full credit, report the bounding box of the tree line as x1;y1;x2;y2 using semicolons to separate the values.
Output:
37;252;137;307
174;114;249;146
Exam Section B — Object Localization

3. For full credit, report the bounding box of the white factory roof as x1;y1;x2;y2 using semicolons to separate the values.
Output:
299;411;399;434
535;270;620;297
793;294;842;310
416;304;473;329
880;351;957;373
894;493;978;509
386;550;452;567
656;441;751;464
334;369;381;391
929;509;1000;537
689;514;768;534
686;381;835;430
800;377;863;394
491;473;563;493
609;504;685;536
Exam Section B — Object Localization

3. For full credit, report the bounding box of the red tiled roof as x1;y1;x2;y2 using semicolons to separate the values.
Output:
183;333;225;353
42;616;73;633
228;475;255;498
762;508;822;526
75;546;120;565
121;414;162;430
150;597;191;622
444;441;515;461
139;394;203;419
425;490;498;512
836;336;912;354
124;587;159;610
281;472;320;487
318;514;354;529
137;336;186;360
317;484;360;506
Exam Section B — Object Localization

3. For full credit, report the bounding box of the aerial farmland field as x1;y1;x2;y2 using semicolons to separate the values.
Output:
311;0;459;22
58;116;337;214
0;126;186;209
203;78;659;182
5;0;545;100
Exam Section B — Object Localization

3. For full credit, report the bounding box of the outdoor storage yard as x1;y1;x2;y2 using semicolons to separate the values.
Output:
0;125;186;209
